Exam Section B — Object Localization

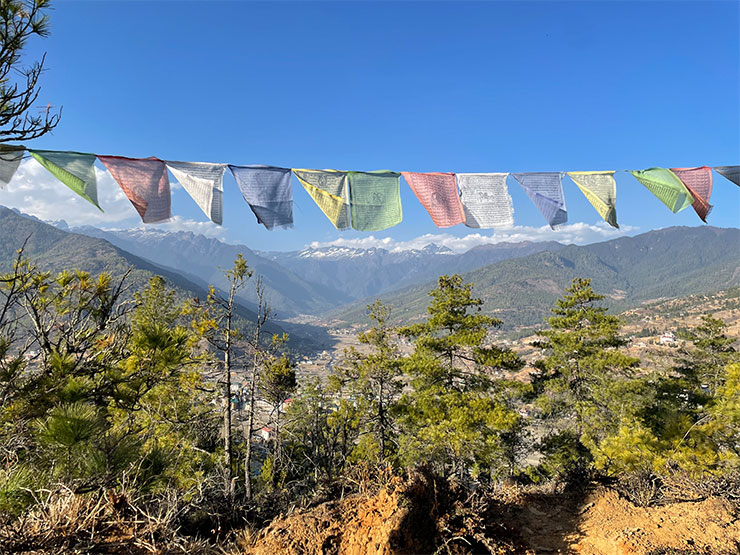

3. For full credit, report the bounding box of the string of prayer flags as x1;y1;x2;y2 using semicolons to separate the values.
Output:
166;161;226;225
567;171;618;228
630;168;694;213
512;172;567;228
29;150;101;210
456;173;514;228
348;170;402;231
0;146;23;189
293;169;350;229
402;172;464;228
4;144;738;231
98;156;170;223
714;165;739;187
670;166;713;222
229;165;293;229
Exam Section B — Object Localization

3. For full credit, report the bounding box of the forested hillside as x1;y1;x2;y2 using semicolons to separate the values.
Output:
0;207;325;350
1;259;738;554
74;226;350;317
333;226;740;330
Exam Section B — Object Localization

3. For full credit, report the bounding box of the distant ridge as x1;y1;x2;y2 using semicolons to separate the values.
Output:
0;207;328;351
69;222;565;316
71;225;348;318
330;226;740;331
260;240;566;301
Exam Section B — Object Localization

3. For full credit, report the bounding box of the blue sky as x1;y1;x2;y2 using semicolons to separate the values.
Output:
2;0;738;252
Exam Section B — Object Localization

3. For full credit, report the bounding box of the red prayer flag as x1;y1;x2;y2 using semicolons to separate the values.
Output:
98;155;171;223
401;172;464;228
670;166;713;222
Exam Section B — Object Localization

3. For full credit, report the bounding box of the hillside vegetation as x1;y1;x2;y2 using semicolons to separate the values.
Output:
0;207;329;351
0;246;738;553
75;225;349;317
332;226;740;330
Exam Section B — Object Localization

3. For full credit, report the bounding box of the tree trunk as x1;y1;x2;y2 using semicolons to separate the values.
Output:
245;277;270;501
274;407;282;484
223;307;233;497
245;349;258;500
378;378;385;462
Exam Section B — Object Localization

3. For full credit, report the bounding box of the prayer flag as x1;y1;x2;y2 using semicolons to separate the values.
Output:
456;173;514;228
166;161;226;225
567;171;618;228
98;156;170;223
29;150;101;210
512;172;567;228
293;169;350;229
714;166;740;187
671;166;713;222
229;165;293;229
0;146;23;189
630;168;694;213
348;170;402;231
401;172;464;228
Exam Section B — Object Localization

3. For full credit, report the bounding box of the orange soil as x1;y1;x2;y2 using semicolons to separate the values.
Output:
242;488;432;555
243;483;740;555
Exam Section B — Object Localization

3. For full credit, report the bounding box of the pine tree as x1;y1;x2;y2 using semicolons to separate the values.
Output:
0;0;61;142
114;276;218;492
639;316;740;477
260;343;296;486
7;269;218;492
0;246;34;409
675;314;738;398
190;254;252;498
282;377;358;485
330;301;403;463
531;278;640;476
16;265;132;417
244;276;269;500
397;275;524;482
702;362;740;464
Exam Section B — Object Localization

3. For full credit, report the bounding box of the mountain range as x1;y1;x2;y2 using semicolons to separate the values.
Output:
258;241;564;301
3;206;739;347
330;226;740;332
0;207;330;352
69;225;565;317
72;226;348;318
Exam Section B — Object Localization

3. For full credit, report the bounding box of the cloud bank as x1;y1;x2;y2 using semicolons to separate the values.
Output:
2;159;138;225
308;222;639;253
1;159;226;239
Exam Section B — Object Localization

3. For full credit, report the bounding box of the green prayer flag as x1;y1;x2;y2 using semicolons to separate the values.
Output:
348;170;402;231
29;150;101;210
293;169;350;229
630;168;693;213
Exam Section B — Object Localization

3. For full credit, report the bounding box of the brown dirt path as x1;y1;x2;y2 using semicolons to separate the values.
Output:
241;482;740;555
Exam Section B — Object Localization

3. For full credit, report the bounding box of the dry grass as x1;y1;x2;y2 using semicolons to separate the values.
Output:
0;485;219;554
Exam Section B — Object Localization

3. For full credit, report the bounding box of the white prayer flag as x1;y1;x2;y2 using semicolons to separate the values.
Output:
456;173;514;228
166;161;227;225
0;147;23;189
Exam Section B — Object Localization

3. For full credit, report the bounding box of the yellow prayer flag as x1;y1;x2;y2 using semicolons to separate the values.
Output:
567;171;618;228
293;169;350;229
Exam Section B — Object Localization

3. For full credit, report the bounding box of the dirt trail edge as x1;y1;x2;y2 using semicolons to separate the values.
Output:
241;475;740;555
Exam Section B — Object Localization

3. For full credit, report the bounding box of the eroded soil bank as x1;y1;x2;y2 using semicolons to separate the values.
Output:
241;474;740;555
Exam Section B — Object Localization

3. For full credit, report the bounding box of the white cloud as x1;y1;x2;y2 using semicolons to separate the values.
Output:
308;222;639;253
0;159;140;226
0;159;228;239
